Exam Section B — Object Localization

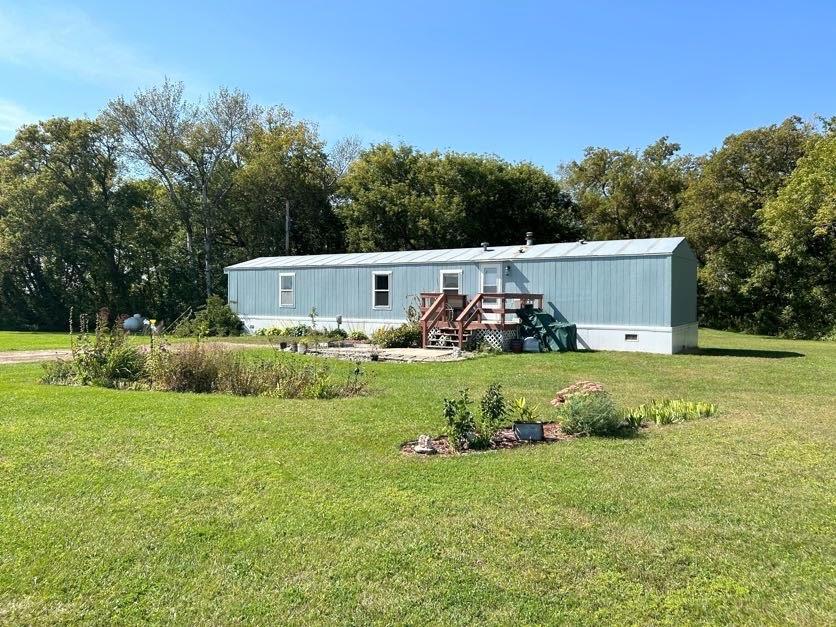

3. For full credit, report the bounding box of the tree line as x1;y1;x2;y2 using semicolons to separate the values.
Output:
0;81;833;337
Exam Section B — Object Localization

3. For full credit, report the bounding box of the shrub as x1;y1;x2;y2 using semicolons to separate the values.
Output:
471;383;508;448
559;391;621;436
325;327;348;339
371;323;421;348
256;326;285;337
41;359;75;385
443;383;509;450
443;389;476;451
147;343;221;392
479;383;507;433
174;295;243;337
625;400;717;426
474;338;502;354
42;314;145;388
348;330;369;341
550;381;605;407
145;342;366;398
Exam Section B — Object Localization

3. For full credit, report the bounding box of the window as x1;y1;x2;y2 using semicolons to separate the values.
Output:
440;270;461;295
480;264;501;295
279;273;294;308
372;272;391;309
625;333;639;342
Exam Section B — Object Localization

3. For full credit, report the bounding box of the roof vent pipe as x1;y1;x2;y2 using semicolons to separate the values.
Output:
525;232;534;246
481;242;489;251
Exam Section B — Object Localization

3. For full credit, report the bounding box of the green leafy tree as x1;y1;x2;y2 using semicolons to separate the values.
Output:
0;118;181;328
760;132;836;336
337;143;582;251
678;117;815;333
560;137;693;239
227;109;346;259
106;80;260;297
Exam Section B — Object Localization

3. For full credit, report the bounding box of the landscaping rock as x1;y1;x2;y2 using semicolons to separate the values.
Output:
414;434;437;454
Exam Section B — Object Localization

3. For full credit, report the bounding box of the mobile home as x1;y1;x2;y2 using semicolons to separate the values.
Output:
224;236;698;354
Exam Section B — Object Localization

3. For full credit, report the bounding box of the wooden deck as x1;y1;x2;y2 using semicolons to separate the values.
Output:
419;292;544;348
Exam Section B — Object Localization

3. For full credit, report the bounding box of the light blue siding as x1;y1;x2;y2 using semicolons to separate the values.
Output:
227;247;698;328
670;241;698;327
229;263;482;321
504;256;671;326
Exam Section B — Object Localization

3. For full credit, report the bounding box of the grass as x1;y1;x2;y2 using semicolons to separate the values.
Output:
0;331;75;351
0;329;833;624
0;331;265;352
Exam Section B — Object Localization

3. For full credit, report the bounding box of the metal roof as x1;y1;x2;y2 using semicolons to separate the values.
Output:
225;237;688;270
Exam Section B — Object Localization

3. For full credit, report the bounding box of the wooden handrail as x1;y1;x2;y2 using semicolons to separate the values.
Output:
420;293;447;348
455;293;484;346
455;293;483;325
420;293;447;322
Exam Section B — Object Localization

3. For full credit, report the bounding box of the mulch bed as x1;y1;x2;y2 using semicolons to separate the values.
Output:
401;422;572;456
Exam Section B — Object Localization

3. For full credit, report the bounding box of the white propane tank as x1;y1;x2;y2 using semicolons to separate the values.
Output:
522;336;541;352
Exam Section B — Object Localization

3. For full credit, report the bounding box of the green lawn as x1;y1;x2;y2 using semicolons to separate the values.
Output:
0;330;833;624
0;331;262;352
0;331;74;351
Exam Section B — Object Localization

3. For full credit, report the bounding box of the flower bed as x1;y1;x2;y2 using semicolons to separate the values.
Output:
401;423;571;456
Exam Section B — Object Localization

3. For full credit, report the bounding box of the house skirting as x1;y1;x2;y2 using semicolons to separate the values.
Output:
239;315;408;335
239;315;698;355
573;322;698;354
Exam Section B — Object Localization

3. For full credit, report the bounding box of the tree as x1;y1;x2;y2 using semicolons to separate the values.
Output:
560;137;693;239
0;118;180;328
337;144;582;251
227;109;345;260
678;117;816;333
106;80;260;297
760;131;836;336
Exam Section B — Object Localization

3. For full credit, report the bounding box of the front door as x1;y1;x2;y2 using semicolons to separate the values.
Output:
480;263;502;321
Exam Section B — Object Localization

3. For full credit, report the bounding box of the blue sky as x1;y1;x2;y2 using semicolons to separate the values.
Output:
1;1;834;169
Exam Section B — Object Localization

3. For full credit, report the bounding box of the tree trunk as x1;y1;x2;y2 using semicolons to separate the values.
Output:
203;223;212;297
202;186;213;297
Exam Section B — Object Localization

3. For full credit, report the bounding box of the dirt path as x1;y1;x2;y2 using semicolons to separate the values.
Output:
0;343;465;365
0;349;71;364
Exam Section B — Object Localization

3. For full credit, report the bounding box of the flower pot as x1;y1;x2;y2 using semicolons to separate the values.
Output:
279;341;288;350
513;422;544;441
290;342;298;352
370;353;379;362
298;344;308;354
510;338;524;353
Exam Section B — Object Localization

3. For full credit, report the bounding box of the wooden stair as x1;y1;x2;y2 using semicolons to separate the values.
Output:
419;292;545;350
426;325;476;348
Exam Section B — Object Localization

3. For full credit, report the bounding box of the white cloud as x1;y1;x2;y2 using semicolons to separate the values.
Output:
0;4;167;88
0;98;36;135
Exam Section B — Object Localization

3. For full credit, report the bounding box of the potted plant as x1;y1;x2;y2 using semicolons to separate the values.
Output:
297;339;308;354
512;397;544;441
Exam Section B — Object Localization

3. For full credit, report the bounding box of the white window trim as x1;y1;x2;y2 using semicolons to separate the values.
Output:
479;263;502;295
439;269;463;294
372;271;392;310
279;272;295;308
